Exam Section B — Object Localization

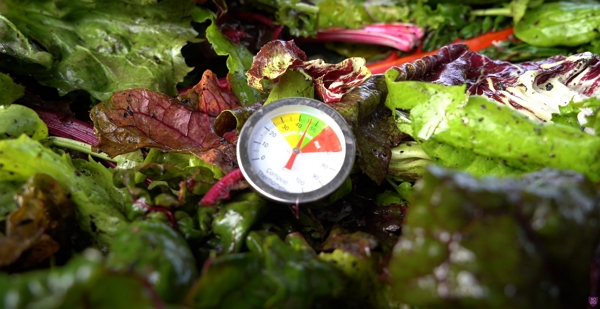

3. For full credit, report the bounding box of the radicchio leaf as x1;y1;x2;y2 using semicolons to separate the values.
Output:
389;44;600;126
91;70;240;172
246;40;371;103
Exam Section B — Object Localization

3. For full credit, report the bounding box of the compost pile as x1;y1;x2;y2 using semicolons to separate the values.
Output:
0;1;599;308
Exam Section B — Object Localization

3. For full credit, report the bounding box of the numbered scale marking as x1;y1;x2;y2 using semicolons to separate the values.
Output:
237;98;356;203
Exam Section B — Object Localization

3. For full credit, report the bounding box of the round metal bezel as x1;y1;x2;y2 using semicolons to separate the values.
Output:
237;97;356;204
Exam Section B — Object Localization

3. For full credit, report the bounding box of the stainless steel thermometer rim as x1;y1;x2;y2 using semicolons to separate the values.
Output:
237;97;356;204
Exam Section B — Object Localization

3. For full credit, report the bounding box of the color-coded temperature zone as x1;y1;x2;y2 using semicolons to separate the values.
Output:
271;112;342;153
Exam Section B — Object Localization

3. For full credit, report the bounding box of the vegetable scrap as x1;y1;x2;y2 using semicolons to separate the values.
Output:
0;0;599;308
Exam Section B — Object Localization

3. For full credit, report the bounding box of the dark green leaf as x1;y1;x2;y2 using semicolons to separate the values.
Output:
212;192;268;254
186;231;347;309
0;135;129;249
0;249;160;309
390;166;600;308
1;0;198;100
106;221;198;303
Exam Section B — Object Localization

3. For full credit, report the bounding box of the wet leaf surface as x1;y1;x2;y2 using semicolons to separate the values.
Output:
390;166;600;308
91;70;241;170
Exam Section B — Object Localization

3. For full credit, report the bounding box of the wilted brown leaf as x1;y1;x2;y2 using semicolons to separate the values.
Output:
90;70;241;169
0;173;74;270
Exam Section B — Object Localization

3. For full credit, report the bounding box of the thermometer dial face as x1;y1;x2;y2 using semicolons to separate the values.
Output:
237;98;356;203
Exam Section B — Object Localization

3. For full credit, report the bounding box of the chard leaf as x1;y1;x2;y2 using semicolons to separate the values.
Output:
0;135;129;249
0;72;24;106
390;166;600;308
90;70;240;173
0;0;197;101
191;7;265;106
246;40;371;103
186;231;346;309
0;250;160;309
212;192;268;254
0;104;48;140
0;15;52;68
106;221;198;303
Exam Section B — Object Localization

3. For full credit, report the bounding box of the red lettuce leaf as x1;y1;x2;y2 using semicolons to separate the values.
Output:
91;70;240;171
246;40;371;103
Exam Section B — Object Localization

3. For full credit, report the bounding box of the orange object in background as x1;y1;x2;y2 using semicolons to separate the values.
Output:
367;27;514;74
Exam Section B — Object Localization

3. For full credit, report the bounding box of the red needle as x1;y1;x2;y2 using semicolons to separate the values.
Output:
284;119;312;170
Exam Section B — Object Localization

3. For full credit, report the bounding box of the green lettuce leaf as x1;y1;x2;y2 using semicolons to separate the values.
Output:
0;72;24;106
0;15;53;68
264;69;314;105
0;0;198;101
0;104;48;140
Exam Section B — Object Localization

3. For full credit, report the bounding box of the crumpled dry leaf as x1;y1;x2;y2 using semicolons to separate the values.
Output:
0;173;74;270
91;70;241;172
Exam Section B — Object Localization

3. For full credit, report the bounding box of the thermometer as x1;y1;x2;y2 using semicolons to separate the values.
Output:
237;97;356;203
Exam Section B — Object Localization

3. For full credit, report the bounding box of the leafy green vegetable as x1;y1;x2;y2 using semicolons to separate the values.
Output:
191;7;265;106
514;2;600;47
0;15;52;68
319;249;396;308
384;77;600;181
386;141;432;181
0;104;48;140
0;135;129;249
333;75;405;184
0;0;198;101
0;249;160;309
106;221;198;303
0;72;24;106
248;0;319;37
390;166;600;308
264;69;314;105
186;231;347;309
212;192;268;254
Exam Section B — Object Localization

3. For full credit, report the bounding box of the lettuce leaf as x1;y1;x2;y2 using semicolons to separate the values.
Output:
0;104;48;140
0;15;53;68
0;0;198;101
0;72;24;106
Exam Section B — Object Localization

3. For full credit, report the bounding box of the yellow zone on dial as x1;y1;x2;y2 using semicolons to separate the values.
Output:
271;113;326;149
